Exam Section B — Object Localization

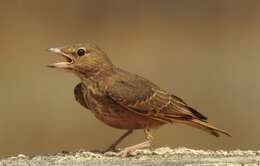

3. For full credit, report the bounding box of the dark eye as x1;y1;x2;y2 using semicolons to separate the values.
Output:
77;49;86;56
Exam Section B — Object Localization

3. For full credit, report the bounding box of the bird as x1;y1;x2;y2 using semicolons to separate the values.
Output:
47;43;230;157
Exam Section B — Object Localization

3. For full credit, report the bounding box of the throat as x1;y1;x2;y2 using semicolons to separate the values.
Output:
79;68;116;86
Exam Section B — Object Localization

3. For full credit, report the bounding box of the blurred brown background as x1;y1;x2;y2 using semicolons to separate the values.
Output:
0;0;260;155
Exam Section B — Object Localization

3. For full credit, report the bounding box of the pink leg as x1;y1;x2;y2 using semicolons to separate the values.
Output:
104;130;133;152
105;128;153;157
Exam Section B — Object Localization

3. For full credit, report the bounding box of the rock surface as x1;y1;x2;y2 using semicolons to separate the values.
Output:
1;147;260;166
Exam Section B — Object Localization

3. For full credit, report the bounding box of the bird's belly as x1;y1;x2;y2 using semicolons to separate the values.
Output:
88;102;164;129
84;92;165;129
94;111;164;129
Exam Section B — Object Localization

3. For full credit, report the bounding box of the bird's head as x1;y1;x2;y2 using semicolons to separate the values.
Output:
47;43;114;79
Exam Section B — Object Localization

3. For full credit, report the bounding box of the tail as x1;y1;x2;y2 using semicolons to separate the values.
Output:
181;119;231;137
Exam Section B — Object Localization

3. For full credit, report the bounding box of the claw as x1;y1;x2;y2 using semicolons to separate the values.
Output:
104;149;135;157
102;147;120;154
104;129;152;157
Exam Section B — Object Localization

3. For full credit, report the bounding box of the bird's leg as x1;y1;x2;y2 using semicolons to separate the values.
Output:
105;128;153;157
104;129;134;152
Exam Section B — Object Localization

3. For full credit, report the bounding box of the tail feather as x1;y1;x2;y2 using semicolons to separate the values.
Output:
186;106;208;121
181;119;231;137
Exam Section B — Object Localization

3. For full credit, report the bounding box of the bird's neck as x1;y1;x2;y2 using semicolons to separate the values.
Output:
78;67;116;88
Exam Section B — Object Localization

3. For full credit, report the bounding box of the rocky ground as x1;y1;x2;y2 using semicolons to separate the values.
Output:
1;147;260;166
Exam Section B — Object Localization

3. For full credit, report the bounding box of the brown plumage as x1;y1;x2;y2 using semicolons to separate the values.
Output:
48;43;230;157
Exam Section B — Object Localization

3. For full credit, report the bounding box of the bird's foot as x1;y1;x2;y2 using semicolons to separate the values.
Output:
104;148;135;157
105;139;152;157
105;129;152;157
102;146;120;153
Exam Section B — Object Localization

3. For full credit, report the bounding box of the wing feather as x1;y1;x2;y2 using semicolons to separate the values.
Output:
74;83;90;109
107;78;207;123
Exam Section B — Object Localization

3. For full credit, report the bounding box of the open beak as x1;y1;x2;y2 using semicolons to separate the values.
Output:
47;47;74;69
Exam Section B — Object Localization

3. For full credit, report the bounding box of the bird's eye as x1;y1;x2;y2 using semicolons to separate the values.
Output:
77;48;86;56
